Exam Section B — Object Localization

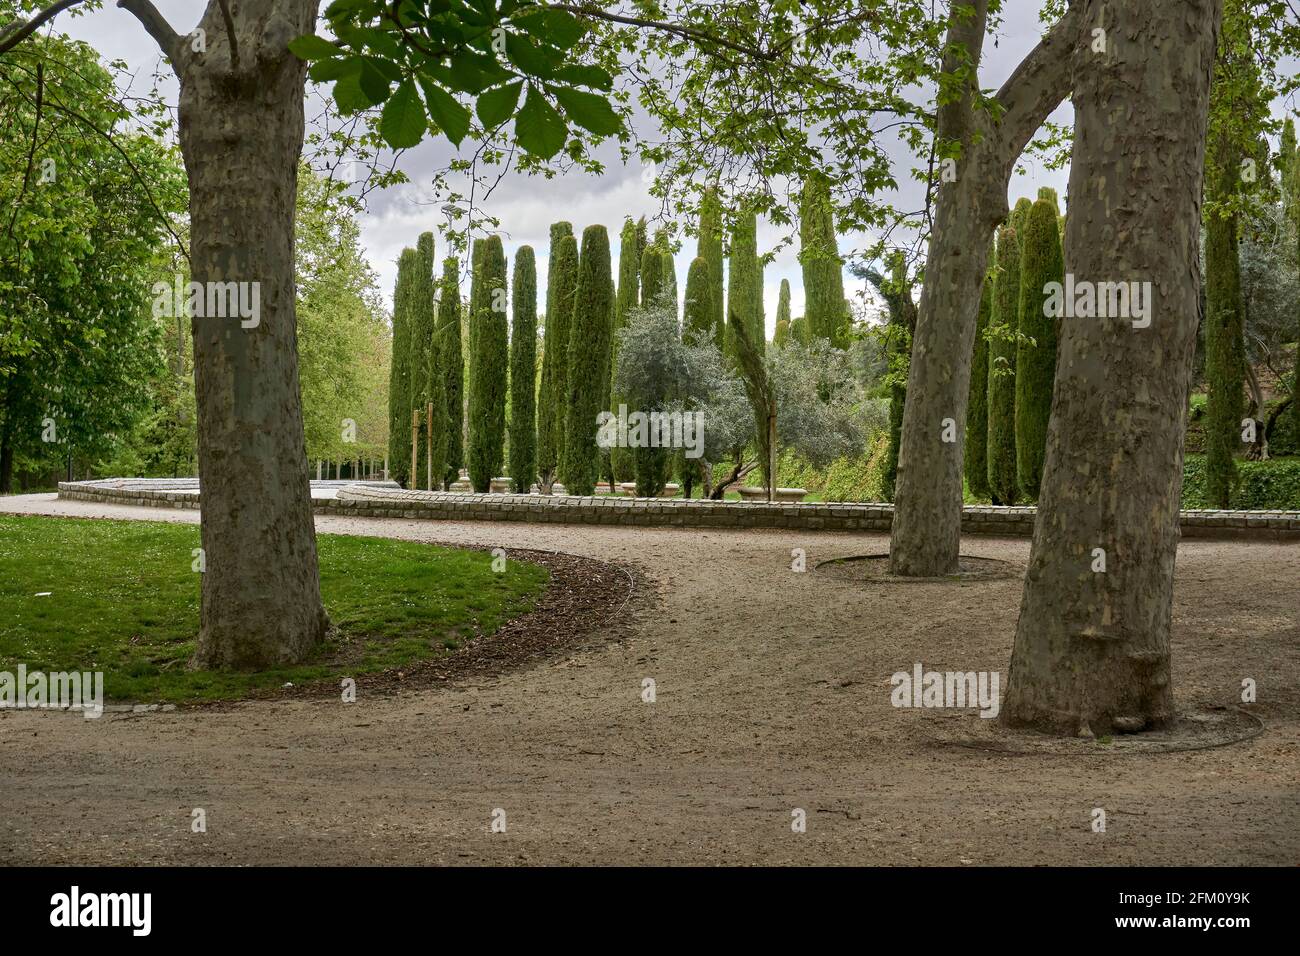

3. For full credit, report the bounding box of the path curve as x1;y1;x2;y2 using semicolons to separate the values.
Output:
1;493;1296;865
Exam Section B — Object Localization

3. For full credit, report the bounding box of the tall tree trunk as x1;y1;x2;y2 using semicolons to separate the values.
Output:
0;387;12;495
0;436;12;495
141;0;329;668
1002;0;1221;736
890;1;1080;575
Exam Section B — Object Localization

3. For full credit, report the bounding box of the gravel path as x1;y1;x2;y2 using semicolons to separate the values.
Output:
1;493;1296;865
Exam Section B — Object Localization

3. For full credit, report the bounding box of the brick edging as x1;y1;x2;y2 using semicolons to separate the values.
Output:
54;481;1300;539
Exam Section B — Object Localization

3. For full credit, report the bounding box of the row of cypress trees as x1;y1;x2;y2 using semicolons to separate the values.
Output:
387;232;464;490
966;190;1063;504
387;177;857;496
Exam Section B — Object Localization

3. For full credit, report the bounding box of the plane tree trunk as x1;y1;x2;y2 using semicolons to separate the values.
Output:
1002;0;1221;735
890;1;1082;576
122;0;329;668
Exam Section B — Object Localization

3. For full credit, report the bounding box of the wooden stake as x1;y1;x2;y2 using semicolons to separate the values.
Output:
410;407;419;489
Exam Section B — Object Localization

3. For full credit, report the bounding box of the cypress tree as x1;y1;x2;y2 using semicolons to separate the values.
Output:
1203;12;1266;507
467;236;508;492
651;228;678;321
437;257;463;488
987;224;1020;505
1014;198;1063;499
561;225;614;495
682;257;714;347
799;172;848;347
635;217;648;264
698;185;726;351
1010;197;1034;239
661;249;679;321
599;273;617;491
965;265;993;500
1282;118;1300;443
773;279;792;345
1204;157;1246;508
790;315;809;344
537;231;579;490
610;219;641;483
425;323;449;495
509;245;538;493
386;247;418;486
408;232;437;488
544;222;573;319
640;242;665;307
727;206;763;357
616;218;640;328
868;255;914;502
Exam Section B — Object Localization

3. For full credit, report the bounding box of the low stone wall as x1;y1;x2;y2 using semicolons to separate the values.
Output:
55;480;1300;539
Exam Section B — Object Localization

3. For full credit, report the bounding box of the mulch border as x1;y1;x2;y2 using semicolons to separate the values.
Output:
154;545;647;711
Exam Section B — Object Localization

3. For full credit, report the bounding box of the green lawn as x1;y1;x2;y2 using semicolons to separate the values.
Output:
0;515;548;704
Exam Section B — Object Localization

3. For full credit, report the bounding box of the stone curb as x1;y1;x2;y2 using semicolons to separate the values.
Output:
55;481;1300;540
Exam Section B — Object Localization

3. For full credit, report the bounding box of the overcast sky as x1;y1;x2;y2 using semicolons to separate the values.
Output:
57;1;1291;335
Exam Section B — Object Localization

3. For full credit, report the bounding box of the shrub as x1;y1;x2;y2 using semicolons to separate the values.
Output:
1182;454;1300;509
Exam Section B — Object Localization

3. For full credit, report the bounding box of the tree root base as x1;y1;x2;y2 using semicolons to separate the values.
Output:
815;552;1020;584
924;705;1263;756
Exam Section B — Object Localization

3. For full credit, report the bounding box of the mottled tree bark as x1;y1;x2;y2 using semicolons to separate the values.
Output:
1002;0;1221;735
890;1;1081;575
122;0;329;668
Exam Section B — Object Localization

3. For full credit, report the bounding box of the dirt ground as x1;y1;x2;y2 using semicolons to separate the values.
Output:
1;493;1296;866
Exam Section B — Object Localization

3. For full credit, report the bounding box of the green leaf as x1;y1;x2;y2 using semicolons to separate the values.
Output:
504;32;563;77
442;50;515;94
552;63;613;91
380;80;428;149
513;10;587;50
358;60;393;103
475;80;523;129
332;72;373;115
355;26;403;61
515;85;566;159
288;34;340;61
309;57;360;83
365;55;404;83
418;78;471;146
548;85;621;137
323;0;369;21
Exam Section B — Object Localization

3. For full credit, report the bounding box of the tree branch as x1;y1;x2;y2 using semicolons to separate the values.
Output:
0;0;90;55
548;3;776;61
5;62;43;247
217;0;239;69
37;94;191;270
992;0;1084;165
116;0;181;62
